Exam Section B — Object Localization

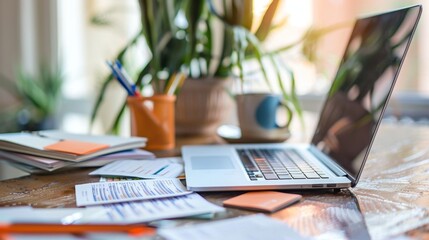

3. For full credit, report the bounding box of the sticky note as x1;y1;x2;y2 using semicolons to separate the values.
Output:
44;140;109;155
223;191;302;213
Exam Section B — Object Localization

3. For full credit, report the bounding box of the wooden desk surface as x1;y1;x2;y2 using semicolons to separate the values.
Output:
0;123;428;239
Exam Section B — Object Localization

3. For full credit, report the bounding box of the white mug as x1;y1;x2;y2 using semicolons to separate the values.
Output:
236;93;290;140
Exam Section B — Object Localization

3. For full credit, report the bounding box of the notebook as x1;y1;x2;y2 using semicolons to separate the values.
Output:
0;130;147;162
182;5;422;191
0;149;154;172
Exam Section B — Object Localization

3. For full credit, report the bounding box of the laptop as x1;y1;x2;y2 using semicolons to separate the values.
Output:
182;5;422;191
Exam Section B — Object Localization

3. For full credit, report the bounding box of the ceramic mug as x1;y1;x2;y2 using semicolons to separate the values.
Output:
236;93;290;141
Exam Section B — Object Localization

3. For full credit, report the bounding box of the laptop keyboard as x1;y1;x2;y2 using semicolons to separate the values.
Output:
237;149;329;181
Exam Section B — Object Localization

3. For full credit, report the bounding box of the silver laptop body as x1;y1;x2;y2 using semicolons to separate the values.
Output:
183;5;422;192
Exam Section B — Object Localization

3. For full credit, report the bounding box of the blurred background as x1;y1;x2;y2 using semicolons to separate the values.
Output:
0;0;427;135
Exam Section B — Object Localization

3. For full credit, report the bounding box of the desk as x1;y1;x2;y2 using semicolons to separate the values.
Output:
0;123;428;239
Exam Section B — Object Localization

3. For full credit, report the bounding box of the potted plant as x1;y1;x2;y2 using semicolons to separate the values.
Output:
91;0;313;136
166;0;305;136
91;0;197;134
205;0;303;131
0;66;63;132
173;0;235;136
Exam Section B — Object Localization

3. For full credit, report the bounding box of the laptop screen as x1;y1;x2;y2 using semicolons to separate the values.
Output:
311;6;421;183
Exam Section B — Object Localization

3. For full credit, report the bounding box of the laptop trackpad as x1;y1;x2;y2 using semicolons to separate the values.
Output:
191;156;235;170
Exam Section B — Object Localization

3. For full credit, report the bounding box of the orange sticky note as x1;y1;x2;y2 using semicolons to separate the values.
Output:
223;191;302;213
44;140;109;155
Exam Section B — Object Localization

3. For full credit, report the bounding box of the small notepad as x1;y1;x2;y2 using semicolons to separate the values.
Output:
223;191;302;213
44;140;109;155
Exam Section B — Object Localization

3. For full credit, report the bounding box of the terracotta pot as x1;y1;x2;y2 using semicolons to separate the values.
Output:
175;77;234;136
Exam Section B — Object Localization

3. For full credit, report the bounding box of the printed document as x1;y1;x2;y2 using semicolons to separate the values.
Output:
75;178;191;206
82;193;224;224
158;214;308;240
89;158;183;179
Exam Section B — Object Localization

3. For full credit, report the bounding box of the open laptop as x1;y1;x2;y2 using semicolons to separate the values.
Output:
182;5;422;191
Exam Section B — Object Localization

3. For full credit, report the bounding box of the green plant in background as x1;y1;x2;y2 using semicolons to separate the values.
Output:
0;65;63;132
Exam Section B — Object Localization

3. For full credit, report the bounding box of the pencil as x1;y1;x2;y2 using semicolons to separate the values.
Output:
0;223;155;236
164;73;177;95
166;73;186;95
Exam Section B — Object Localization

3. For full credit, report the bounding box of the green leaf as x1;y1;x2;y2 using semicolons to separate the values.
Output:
162;37;188;84
135;62;151;88
18;65;62;116
244;27;304;128
91;15;111;26
243;28;273;92
139;0;155;54
266;55;294;127
90;5;131;27
214;26;234;77
277;57;304;127
234;28;247;90
203;14;213;76
184;0;205;66
162;0;177;34
156;32;173;55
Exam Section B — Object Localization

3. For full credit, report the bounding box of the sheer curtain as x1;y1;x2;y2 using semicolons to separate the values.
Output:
0;0;58;120
58;0;142;134
0;0;58;179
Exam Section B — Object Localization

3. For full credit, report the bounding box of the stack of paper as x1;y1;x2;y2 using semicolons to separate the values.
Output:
0;175;224;227
0;135;226;231
71;157;222;223
0;130;152;172
0;192;225;225
71;178;225;224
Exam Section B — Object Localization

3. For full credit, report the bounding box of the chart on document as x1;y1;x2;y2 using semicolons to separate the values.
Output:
75;179;192;206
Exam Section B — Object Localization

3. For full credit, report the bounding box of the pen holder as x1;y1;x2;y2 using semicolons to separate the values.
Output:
127;95;176;150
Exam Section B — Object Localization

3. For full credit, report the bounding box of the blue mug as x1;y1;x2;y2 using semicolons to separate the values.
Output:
236;93;290;140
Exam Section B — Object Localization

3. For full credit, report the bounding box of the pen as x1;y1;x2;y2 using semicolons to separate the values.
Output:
0;223;156;236
153;165;169;175
106;61;135;96
115;60;141;97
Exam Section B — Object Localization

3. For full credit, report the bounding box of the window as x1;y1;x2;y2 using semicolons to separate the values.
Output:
1;0;427;135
